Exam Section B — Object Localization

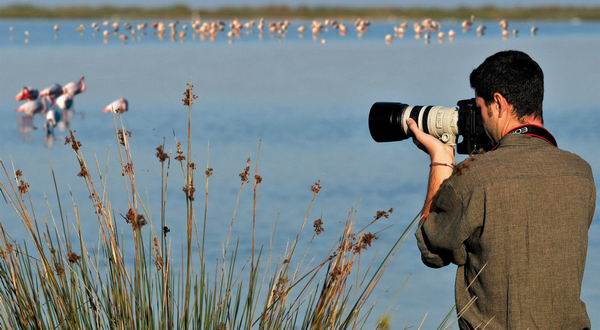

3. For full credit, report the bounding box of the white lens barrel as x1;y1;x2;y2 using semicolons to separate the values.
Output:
399;105;459;145
425;106;459;145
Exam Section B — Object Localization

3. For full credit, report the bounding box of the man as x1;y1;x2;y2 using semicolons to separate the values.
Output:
409;50;596;329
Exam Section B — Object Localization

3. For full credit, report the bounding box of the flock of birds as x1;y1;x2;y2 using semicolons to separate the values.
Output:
384;17;538;44
15;77;128;146
10;15;538;146
8;16;539;45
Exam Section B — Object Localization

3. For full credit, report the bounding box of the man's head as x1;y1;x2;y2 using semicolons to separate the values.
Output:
470;50;544;142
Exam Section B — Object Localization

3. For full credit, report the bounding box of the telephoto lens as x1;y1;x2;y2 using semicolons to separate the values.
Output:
368;102;459;145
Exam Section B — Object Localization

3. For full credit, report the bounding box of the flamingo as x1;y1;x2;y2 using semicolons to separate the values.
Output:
16;97;53;116
448;29;456;40
102;98;128;113
384;34;394;45
55;92;74;112
476;25;487;37
63;76;86;95
15;87;39;101
40;83;63;98
337;23;348;37
52;93;75;132
45;108;62;136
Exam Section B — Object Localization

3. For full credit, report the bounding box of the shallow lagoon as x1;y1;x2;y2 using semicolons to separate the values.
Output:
1;19;599;327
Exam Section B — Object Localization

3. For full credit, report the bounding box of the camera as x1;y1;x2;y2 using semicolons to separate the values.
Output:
368;98;494;155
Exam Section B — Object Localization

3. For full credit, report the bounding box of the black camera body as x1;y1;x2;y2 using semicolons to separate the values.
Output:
368;98;494;155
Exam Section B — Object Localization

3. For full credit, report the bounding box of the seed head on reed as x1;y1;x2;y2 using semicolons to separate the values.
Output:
313;218;324;235
181;82;198;107
124;207;147;230
15;169;22;178
76;160;88;178
239;158;251;183
374;208;394;221
205;167;213;177
122;162;134;176
254;174;262;185
183;184;196;201
155;145;169;163
311;179;322;196
175;142;185;162
17;179;29;195
352;232;377;254
117;129;131;146
65;132;82;151
67;251;81;264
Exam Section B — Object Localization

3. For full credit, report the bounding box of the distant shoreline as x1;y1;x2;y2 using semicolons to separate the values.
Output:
1;5;600;21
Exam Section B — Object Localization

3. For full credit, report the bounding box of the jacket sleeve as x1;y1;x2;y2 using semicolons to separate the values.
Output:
415;180;478;268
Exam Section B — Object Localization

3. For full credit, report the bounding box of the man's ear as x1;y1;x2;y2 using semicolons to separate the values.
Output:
493;92;509;118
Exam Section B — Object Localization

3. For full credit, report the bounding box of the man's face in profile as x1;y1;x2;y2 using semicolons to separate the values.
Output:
476;96;498;143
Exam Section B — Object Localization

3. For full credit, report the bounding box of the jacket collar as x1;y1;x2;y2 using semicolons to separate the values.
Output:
495;133;552;149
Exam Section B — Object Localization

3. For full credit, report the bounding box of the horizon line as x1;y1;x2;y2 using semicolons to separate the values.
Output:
2;4;600;20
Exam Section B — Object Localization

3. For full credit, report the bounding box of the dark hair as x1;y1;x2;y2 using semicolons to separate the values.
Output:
469;50;544;120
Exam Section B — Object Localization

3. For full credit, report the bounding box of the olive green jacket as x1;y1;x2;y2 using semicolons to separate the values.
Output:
416;133;596;329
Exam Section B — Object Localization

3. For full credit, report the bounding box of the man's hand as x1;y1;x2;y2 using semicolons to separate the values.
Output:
406;118;455;164
406;118;455;220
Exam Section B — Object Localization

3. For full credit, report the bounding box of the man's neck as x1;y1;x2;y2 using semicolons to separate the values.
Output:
501;116;543;138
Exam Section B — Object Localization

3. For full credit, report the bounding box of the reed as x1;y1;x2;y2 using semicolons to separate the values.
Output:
0;83;419;329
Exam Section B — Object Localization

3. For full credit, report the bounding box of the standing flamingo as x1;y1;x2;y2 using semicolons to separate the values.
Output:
45;108;62;136
55;92;76;131
55;93;74;111
16;97;52;116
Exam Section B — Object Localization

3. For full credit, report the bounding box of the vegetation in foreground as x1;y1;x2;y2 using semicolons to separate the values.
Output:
0;83;422;329
1;4;600;21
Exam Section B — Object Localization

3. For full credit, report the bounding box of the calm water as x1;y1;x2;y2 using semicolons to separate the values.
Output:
1;19;599;328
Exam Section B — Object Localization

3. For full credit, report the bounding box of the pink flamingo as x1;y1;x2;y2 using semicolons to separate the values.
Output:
16;97;53;116
55;92;76;131
55;92;74;112
40;83;63;98
62;76;86;95
102;98;128;113
15;86;39;101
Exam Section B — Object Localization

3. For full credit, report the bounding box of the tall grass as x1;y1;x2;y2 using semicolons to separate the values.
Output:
0;83;420;329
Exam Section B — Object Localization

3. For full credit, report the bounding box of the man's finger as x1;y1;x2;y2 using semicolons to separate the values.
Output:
406;118;423;138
